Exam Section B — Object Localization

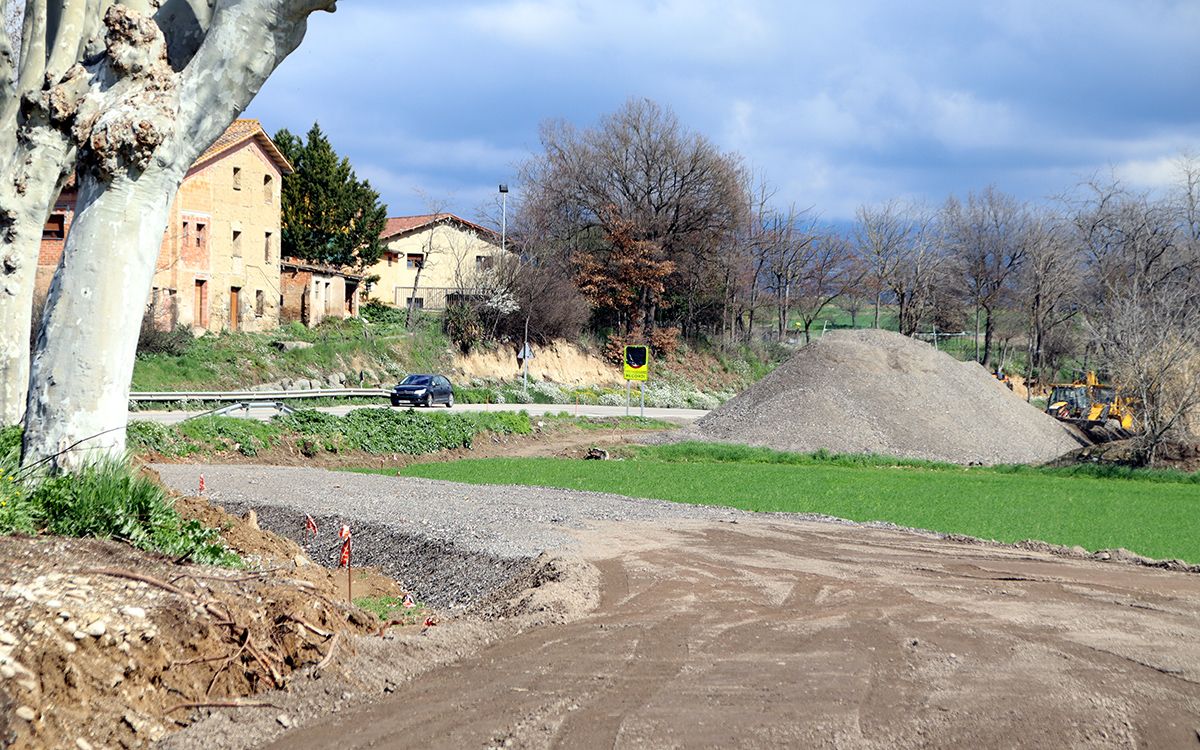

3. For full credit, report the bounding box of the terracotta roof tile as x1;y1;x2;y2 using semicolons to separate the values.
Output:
380;213;499;242
195;119;294;175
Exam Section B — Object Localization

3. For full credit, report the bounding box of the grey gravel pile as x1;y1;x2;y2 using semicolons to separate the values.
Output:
692;329;1083;465
153;464;745;608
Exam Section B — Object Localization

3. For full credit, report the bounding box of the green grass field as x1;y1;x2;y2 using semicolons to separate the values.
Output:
386;443;1200;563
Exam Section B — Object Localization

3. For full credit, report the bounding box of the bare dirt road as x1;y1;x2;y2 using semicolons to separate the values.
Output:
268;518;1200;749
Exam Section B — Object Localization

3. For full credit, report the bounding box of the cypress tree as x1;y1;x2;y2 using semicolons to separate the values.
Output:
274;123;388;268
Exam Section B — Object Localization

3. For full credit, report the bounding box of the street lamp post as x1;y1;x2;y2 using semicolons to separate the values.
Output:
499;184;507;254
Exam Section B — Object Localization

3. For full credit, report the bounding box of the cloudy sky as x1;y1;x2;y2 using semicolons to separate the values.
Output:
245;0;1200;225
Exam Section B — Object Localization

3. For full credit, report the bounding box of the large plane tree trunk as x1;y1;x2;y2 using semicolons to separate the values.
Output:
0;0;104;424
21;0;334;472
24;171;179;464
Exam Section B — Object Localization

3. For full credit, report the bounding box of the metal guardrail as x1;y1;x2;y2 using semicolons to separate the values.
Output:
183;401;301;421
130;388;390;403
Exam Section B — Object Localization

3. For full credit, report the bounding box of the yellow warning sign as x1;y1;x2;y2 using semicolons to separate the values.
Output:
623;345;649;382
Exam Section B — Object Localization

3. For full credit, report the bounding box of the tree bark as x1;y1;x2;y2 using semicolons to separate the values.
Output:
24;170;179;465
982;306;995;368
405;264;424;328
0;148;68;425
973;306;981;363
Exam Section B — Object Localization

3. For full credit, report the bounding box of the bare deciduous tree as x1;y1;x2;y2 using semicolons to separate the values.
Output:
759;206;817;338
724;178;775;342
1016;211;1080;393
888;213;943;336
853;200;910;329
1086;285;1200;465
791;232;859;343
941;186;1029;366
520;98;747;338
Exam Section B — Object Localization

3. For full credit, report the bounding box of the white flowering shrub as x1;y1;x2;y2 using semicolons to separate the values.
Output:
599;392;626;406
529;380;567;403
686;391;721;410
641;380;691;408
502;387;533;404
726;358;751;378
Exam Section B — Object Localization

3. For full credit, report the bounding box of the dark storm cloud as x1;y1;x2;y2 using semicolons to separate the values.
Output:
246;0;1200;221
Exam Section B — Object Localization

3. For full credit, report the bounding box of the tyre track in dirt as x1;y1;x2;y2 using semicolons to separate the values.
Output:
265;519;1200;749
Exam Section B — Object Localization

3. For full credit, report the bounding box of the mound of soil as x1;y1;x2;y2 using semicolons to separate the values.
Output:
0;489;419;750
694;329;1082;465
0;535;380;750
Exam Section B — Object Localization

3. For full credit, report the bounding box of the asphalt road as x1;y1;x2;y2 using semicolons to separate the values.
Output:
130;401;709;425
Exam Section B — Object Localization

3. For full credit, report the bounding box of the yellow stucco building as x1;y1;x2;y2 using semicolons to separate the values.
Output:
369;214;505;310
39;119;292;333
153;120;293;333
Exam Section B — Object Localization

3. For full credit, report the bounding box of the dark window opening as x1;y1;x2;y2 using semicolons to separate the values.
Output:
42;214;66;240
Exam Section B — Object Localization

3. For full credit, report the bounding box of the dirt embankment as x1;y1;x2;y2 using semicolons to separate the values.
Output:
0;533;379;750
455;342;622;386
694;329;1084;465
0;486;603;750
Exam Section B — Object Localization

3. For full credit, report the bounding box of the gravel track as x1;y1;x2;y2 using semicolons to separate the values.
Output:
153;464;748;608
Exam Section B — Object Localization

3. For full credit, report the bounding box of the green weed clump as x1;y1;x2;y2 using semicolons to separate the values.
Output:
354;595;428;624
0;425;20;456
277;408;531;455
0;440;238;566
177;417;279;457
360;300;407;326
126;420;197;457
452;386;498;404
129;417;279;457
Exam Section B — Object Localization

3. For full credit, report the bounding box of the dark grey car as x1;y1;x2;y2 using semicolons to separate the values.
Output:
390;374;454;408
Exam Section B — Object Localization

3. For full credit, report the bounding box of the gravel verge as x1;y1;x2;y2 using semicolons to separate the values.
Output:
152;464;748;608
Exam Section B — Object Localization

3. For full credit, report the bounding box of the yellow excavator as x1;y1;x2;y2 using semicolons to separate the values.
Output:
1045;372;1136;441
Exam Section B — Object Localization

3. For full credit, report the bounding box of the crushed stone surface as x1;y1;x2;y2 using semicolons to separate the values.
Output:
152;464;750;609
690;328;1084;465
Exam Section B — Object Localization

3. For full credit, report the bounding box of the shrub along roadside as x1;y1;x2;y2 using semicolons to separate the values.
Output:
128;408;534;459
0;433;239;567
278;408;532;454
